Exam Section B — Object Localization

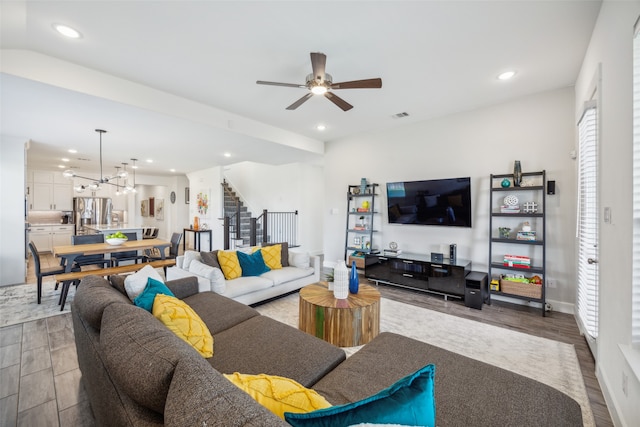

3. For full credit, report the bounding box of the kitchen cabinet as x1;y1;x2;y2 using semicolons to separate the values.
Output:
28;225;74;253
28;170;73;211
31;183;72;210
28;226;52;252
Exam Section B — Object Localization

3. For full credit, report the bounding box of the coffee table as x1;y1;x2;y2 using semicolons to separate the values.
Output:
298;282;380;347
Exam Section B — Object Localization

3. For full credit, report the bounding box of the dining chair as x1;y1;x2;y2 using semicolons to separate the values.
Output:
71;234;111;269
111;232;147;266
145;232;181;259
28;241;79;304
144;232;182;274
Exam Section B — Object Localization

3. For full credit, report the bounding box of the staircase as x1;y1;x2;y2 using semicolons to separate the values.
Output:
221;181;259;246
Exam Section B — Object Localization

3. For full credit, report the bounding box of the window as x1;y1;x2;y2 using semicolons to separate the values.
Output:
632;20;640;345
577;101;599;344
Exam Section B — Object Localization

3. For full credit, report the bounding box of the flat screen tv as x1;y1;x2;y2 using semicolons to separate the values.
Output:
386;177;472;227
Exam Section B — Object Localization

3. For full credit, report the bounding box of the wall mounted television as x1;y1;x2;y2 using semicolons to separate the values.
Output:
386;177;472;227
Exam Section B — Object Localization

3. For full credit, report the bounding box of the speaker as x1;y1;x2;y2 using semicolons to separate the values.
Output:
431;252;444;263
449;244;457;263
547;180;556;195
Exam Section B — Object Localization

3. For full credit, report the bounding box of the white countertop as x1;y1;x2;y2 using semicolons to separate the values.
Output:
84;224;143;232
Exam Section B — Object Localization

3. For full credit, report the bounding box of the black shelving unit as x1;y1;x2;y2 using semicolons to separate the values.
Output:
344;183;379;265
488;171;547;316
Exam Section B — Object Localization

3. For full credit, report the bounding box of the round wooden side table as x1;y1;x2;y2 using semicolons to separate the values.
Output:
298;282;380;347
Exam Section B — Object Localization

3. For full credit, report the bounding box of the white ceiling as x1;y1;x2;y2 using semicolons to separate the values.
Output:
0;0;602;177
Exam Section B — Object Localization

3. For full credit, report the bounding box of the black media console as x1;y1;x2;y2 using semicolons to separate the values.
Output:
364;252;472;300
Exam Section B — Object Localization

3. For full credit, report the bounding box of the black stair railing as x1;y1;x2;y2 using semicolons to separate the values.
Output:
250;209;299;248
221;181;299;249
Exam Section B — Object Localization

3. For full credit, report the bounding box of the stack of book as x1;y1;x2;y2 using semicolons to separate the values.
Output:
503;254;531;269
516;231;536;241
383;249;402;257
500;205;520;214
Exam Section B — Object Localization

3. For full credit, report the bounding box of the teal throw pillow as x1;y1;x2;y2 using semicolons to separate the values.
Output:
284;364;436;427
237;250;270;277
134;277;175;312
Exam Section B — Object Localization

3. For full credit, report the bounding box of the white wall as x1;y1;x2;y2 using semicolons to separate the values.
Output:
186;167;224;251
223;161;324;254
574;1;640;425
0;136;27;286
324;87;577;308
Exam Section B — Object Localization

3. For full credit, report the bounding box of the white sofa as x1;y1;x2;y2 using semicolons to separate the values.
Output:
166;247;321;305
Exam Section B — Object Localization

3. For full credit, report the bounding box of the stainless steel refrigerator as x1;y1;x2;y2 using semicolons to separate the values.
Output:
73;197;113;235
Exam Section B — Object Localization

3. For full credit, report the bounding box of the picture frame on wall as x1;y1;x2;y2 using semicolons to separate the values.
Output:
185;187;190;204
141;200;149;217
149;197;155;217
155;199;164;221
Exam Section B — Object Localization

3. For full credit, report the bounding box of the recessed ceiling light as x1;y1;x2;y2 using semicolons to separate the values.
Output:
224;153;231;158
53;24;82;39
169;168;176;173
497;70;516;81
146;159;153;163
316;124;326;131
58;165;65;169
68;149;77;154
61;158;70;162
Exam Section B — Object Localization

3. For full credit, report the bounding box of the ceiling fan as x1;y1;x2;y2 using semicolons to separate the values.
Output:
256;52;382;111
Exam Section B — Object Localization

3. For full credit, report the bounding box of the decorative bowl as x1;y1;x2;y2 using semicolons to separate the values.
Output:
106;237;128;246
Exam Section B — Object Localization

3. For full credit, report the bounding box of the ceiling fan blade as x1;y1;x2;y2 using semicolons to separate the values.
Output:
256;80;306;88
330;78;383;90
286;93;314;110
310;52;327;82
324;92;353;111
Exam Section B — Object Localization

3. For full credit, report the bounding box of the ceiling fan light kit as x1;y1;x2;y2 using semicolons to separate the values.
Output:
257;52;382;111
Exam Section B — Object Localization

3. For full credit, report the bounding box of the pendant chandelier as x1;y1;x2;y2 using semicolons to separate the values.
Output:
62;129;137;194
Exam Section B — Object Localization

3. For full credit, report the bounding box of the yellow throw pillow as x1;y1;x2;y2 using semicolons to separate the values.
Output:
257;245;282;270
224;372;331;419
152;294;214;358
217;250;242;280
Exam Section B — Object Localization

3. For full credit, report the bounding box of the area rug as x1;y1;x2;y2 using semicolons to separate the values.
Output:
0;279;76;327
255;293;595;427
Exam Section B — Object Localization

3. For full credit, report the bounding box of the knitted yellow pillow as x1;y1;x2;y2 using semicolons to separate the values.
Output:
224;372;331;419
152;294;214;358
217;250;242;279
256;245;282;270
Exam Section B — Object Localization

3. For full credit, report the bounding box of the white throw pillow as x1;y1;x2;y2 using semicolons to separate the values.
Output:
124;264;164;301
182;250;202;270
289;251;310;269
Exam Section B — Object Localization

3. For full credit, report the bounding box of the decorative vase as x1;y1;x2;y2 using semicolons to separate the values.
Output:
333;261;349;299
360;178;367;195
349;261;359;294
501;178;511;188
513;161;522;187
193;216;199;230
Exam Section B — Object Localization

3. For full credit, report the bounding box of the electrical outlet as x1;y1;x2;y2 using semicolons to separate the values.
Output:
546;278;556;288
622;372;628;397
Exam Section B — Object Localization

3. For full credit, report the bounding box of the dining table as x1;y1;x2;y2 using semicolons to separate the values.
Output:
53;238;172;273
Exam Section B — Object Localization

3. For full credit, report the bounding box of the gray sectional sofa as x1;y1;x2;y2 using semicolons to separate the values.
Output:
71;273;585;426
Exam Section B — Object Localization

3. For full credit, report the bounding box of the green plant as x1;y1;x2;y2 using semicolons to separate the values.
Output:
323;269;334;282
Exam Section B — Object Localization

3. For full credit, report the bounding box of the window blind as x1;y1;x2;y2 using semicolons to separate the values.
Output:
632;24;640;345
577;103;598;340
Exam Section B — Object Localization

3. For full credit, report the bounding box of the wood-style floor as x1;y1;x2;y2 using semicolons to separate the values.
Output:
11;254;613;426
